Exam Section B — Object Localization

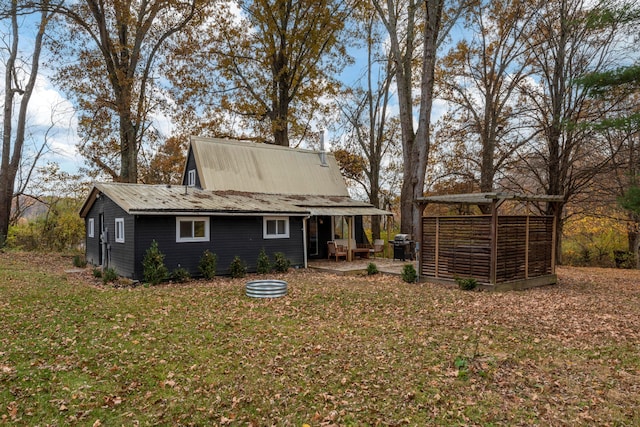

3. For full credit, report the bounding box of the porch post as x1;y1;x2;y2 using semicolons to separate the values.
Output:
347;216;354;261
303;216;309;268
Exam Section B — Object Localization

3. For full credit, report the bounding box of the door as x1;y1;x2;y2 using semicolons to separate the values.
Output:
307;216;333;259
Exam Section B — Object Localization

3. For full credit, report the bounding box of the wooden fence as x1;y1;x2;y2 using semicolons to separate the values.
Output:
421;215;554;285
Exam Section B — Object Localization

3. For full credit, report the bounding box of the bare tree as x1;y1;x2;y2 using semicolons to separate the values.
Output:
372;0;466;236
438;0;539;212
515;0;620;262
336;11;400;239
0;0;55;246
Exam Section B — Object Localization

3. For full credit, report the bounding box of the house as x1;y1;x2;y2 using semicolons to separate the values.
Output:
79;137;389;280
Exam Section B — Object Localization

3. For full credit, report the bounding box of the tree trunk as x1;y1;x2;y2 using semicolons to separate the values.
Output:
1;1;47;244
119;114;138;183
628;213;640;269
546;200;565;265
478;142;495;214
370;167;381;240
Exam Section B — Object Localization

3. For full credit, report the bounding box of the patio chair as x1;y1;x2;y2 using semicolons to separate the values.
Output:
327;241;347;261
370;239;385;258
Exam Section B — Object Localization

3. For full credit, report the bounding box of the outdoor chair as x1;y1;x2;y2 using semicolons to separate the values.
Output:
327;241;347;261
370;239;385;258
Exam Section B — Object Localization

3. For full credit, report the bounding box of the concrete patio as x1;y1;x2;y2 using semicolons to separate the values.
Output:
307;257;417;276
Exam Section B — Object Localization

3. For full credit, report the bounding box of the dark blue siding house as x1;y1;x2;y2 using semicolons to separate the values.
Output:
80;137;389;280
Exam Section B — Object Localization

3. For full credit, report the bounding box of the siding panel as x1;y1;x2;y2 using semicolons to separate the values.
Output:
133;215;305;280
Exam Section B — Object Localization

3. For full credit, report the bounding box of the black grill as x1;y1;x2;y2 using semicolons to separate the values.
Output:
393;234;414;261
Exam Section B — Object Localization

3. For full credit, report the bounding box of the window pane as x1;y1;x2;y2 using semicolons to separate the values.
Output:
277;220;285;234
267;220;276;235
194;220;205;238
180;221;192;238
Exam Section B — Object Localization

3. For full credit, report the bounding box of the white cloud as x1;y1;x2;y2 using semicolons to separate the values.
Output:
1;69;82;175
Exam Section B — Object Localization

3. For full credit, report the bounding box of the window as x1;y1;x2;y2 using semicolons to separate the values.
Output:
115;218;125;243
176;217;210;242
263;217;289;239
87;218;94;238
187;169;196;187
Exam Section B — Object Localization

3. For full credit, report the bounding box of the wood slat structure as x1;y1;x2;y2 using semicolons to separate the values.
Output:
416;193;562;291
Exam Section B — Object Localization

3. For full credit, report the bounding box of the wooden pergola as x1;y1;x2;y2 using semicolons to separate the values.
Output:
415;193;564;291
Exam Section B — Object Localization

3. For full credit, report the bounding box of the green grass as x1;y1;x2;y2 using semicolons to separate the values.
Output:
1;253;639;425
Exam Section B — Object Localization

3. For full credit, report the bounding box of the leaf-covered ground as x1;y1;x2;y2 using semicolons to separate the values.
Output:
1;252;639;426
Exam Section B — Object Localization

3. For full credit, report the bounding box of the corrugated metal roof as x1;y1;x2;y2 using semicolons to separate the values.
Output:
305;206;391;216
80;182;391;217
190;137;349;196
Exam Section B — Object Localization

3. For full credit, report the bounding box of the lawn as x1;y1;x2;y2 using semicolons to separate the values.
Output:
1;252;639;426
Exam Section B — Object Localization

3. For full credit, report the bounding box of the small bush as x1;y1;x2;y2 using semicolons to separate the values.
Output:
455;277;478;291
102;267;118;284
256;248;272;274
229;256;247;278
92;267;102;278
614;250;635;269
273;252;291;273
401;264;417;283
198;250;217;279
72;255;87;268
142;240;168;285
172;266;191;283
366;262;379;275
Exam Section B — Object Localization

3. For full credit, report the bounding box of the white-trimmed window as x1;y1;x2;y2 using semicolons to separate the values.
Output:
87;218;95;238
263;217;289;239
176;217;210;242
115;218;125;243
187;169;196;187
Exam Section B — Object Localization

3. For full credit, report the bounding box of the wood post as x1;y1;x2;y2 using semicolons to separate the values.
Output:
525;216;530;279
489;200;498;285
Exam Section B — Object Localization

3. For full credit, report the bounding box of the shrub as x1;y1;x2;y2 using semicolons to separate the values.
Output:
455;277;478;291
92;267;102;278
401;264;417;283
142;240;168;285
256;248;272;274
198;250;217;279
72;255;87;268
229;256;247;278
102;267;118;284
273;252;291;273
6;208;84;252
366;262;378;275
614;250;634;269
172;266;191;283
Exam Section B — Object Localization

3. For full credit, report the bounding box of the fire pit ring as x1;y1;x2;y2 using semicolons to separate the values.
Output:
245;280;288;298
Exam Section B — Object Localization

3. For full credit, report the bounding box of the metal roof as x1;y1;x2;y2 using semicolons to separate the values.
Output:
80;182;390;218
189;137;349;196
416;192;565;205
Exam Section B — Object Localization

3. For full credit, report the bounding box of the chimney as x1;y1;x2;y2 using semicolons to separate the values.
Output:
319;129;328;167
